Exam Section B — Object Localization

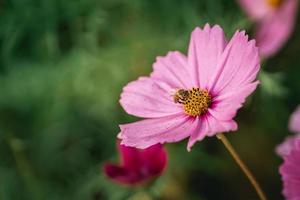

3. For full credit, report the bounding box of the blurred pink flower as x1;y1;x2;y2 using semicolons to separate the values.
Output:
103;141;167;185
276;135;300;157
289;106;300;133
118;24;260;151
279;139;300;199
276;106;300;157
238;0;298;58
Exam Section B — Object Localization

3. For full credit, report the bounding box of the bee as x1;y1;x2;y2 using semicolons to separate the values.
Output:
173;89;190;104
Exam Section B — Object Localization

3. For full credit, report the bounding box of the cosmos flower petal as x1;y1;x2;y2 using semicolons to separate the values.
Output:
151;51;193;89
208;81;259;124
208;31;260;96
205;115;238;136
238;0;271;20
104;142;167;185
289;106;300;133
279;139;300;199
119;114;197;149
255;0;298;58
120;77;183;118
214;81;259;106
103;163;137;184
104;163;145;185
188;24;226;88
118;142;142;170
186;115;236;149
187;117;207;151
139;144;168;175
187;115;238;150
277;106;300;157
276;135;300;158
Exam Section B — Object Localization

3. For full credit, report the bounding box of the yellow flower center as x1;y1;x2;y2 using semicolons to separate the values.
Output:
267;0;283;8
173;88;212;117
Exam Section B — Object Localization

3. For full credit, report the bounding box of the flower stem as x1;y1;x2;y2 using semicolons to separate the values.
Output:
216;133;267;200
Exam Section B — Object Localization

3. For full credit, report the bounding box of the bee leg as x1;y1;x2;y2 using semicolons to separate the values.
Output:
178;99;185;104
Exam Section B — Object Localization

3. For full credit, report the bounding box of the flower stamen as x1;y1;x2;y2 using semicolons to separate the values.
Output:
267;0;283;8
173;88;212;117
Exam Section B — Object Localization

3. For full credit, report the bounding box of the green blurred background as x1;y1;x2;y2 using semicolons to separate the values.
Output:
0;0;299;199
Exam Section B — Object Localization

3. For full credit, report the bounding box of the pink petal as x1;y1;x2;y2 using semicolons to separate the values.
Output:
205;115;238;136
289;106;300;133
103;163;143;185
189;29;260;140
187;115;238;150
276;134;300;158
208;31;260;96
140;144;167;176
238;0;271;20
151;51;193;89
205;30;260;126
120;77;183;118
214;81;260;103
118;114;197;149
279;139;300;199
187;117;207;151
255;0;298;58
210;82;259;123
104;142;167;185
187;24;226;88
118;143;143;171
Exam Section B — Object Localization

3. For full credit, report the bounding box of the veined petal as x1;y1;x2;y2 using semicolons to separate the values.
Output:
188;24;226;88
151;51;193;89
255;0;298;58
120;77;183;118
187;115;237;150
210;82;259;121
205;114;238;136
187;117;207;151
118;114;197;149
208;31;260;96
214;81;259;105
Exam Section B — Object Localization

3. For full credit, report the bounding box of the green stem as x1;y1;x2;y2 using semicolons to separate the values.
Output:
216;133;267;200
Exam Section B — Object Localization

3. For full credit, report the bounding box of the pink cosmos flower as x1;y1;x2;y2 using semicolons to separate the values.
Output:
279;139;300;199
118;24;260;151
238;0;298;58
103;141;167;185
276;106;300;157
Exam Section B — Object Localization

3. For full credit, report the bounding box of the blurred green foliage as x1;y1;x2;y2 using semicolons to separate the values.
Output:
0;0;299;199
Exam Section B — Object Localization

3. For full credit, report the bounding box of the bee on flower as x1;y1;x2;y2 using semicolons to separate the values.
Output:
118;24;260;151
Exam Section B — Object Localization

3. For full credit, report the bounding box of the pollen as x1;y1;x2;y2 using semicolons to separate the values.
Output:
174;88;212;117
267;0;283;8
